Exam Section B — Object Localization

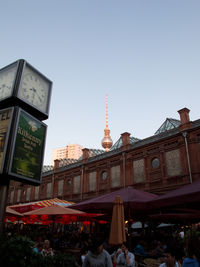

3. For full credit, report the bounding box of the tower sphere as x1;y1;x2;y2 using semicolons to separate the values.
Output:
102;128;113;152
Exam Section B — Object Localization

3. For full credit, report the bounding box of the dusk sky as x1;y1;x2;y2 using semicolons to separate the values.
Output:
1;1;200;165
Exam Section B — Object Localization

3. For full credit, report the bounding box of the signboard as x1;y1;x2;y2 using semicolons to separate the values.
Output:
0;108;13;173
8;109;47;185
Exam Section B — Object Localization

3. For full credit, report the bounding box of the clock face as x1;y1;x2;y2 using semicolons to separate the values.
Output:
0;63;17;100
18;65;50;113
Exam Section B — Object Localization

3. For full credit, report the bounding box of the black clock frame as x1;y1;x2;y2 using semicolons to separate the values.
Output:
0;59;52;121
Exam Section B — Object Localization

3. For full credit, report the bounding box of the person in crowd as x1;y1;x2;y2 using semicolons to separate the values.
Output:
182;235;200;267
41;239;54;257
134;239;147;257
116;242;135;267
111;247;122;267
183;257;199;267
82;238;113;267
80;247;88;265
33;242;43;254
77;247;88;266
152;240;164;258
159;248;180;267
179;230;185;239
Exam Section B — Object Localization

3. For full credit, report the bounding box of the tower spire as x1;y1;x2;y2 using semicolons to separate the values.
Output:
106;93;108;128
101;94;113;152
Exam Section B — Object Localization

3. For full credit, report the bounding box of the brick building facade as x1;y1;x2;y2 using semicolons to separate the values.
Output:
8;107;200;205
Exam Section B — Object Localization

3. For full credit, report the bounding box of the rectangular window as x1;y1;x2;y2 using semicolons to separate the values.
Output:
26;187;31;201
10;190;14;204
17;189;21;202
73;175;80;194
35;186;39;200
166;149;182;177
58;180;64;196
89;172;96;192
47;182;52;198
133;159;145;183
111;165;120;188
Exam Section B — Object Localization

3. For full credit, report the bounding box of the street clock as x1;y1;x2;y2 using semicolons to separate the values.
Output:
0;59;52;120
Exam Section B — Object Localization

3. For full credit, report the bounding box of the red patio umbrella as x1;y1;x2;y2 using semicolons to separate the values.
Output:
10;198;74;213
6;207;23;217
22;204;100;224
23;204;87;216
4;207;23;223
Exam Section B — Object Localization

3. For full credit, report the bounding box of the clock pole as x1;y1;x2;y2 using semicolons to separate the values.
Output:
0;180;10;233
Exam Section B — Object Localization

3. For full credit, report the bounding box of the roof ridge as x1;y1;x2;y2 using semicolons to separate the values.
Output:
154;117;180;135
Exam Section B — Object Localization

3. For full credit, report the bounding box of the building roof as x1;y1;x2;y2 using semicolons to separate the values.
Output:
43;150;106;174
42;117;200;174
89;149;105;157
154;118;181;135
43;165;53;173
110;136;140;150
58;158;79;167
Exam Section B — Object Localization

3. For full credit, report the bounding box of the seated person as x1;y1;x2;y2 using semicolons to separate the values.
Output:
152;241;164;258
182;235;200;267
41;239;54;257
33;242;43;254
116;242;135;267
83;238;113;267
111;247;122;267
134;240;146;257
80;247;88;264
159;248;179;267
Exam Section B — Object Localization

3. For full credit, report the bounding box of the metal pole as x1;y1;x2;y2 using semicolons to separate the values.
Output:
182;132;193;184
81;165;84;200
0;179;10;233
52;170;55;198
122;152;126;188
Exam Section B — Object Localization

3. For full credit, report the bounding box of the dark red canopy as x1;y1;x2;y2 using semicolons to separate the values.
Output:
149;180;200;209
70;186;157;218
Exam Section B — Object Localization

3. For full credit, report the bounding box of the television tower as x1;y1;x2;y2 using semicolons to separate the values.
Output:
101;94;113;152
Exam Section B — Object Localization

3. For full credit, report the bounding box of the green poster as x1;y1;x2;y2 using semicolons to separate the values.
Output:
10;110;46;183
0;108;13;173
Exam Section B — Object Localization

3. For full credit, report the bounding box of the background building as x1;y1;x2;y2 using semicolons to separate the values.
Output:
51;144;83;164
8;107;200;206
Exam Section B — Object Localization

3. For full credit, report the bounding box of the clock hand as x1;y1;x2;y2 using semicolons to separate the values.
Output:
0;84;10;91
28;87;35;102
2;84;8;89
32;87;44;102
4;85;11;90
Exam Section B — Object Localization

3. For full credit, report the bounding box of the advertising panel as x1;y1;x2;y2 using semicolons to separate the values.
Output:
9;109;47;185
0;108;13;173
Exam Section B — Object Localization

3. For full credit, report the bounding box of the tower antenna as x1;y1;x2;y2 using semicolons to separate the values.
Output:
101;94;113;152
106;93;108;128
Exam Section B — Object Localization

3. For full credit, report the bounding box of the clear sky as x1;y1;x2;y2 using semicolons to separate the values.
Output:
1;0;200;165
